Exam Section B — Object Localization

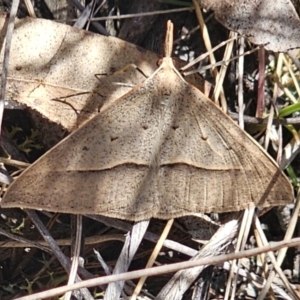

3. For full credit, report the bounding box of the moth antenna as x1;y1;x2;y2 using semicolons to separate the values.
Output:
164;20;174;58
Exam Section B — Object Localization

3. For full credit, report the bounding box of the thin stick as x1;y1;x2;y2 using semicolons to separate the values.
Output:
13;236;300;300
131;219;174;299
254;215;299;300
182;46;259;76
0;0;20;134
264;53;284;150
256;47;266;118
25;210;93;300
180;36;237;71
72;7;194;22
192;0;227;109
257;190;300;300
237;36;245;129
212;31;236;108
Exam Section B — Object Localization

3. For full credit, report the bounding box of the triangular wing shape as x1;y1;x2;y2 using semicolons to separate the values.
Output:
1;56;293;221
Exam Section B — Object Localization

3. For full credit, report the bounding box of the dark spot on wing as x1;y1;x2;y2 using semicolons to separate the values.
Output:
111;136;119;142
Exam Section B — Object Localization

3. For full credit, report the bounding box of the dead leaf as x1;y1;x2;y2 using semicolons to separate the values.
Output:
198;0;300;52
0;14;157;131
1;21;293;221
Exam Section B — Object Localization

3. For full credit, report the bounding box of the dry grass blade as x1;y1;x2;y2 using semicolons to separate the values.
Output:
0;234;125;248
0;227;52;252
104;220;149;299
24;210;93;299
0;0;20;135
131;219;174;299
224;206;255;300
192;0;227;108
155;217;239;299
254;216;299;300
85;7;195;22
256;190;300;299
64;214;82;300
237;36;245;129
180;36;237;72
264;54;283;151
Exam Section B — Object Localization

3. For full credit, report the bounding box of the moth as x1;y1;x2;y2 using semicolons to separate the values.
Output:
1;22;293;221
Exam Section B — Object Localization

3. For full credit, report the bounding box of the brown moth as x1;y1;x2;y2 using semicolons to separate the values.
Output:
1;22;293;221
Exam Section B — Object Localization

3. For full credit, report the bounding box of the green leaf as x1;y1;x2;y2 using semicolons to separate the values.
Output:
279;102;300;117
